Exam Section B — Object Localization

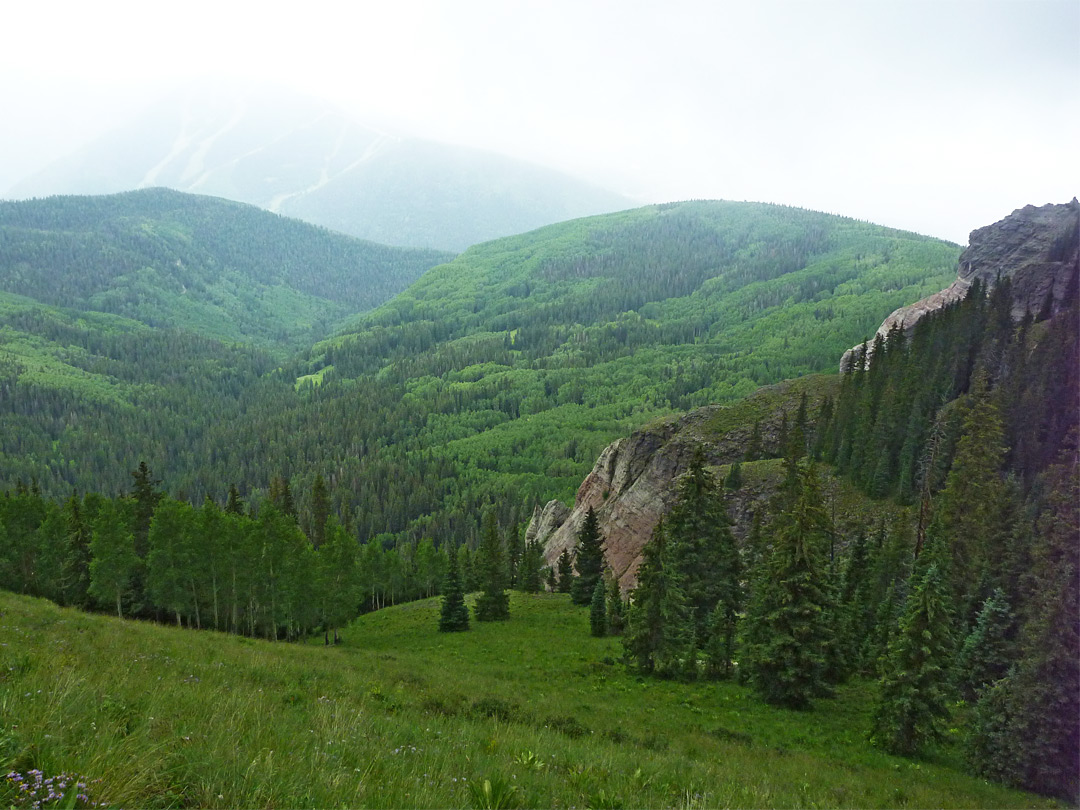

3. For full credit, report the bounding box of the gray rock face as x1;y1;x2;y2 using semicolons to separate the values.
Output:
530;406;726;591
524;500;571;547
841;199;1079;371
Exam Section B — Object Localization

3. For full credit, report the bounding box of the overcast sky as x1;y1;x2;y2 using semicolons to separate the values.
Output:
1;0;1076;244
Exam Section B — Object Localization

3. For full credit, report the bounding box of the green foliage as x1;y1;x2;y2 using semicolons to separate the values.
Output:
623;520;694;678
740;463;837;708
439;551;470;632
870;538;955;757
474;510;510;622
589;577;607;637
571;506;604;607
87;499;137;617
556;549;574;594
956;588;1015;701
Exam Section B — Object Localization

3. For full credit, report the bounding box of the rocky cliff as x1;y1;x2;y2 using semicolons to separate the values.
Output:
529;377;837;591
841;199;1079;371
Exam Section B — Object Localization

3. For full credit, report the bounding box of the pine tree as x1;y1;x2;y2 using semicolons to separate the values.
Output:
870;536;955;756
724;461;742;491
956;588;1015;701
268;475;297;522
623;520;693;678
666;448;741;650
556;548;574;594
605;573;626;635
571;506;604;606
225;484;245;516
309;474;331;549
518;540;543;593
740;463;836;708
968;463;1079;801
589;577;607;637
60;493;92;609
473;510;510;621
439;551;470;632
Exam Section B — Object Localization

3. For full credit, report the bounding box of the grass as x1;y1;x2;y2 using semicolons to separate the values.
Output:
0;591;1059;809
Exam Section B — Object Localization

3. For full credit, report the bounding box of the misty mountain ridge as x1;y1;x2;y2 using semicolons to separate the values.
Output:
5;84;633;251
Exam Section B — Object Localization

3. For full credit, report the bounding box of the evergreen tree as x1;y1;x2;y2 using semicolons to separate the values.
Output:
870;537;955;756
745;420;763;461
60;493;92;609
473;510;510;621
956;588;1015;701
723;461;742;490
740;463;836;708
968;463;1079;801
438;551;470;632
666;448;741;652
571;506;604;606
224;484;245;516
623;520;693;678
268;475;297;522
518;540;543;593
605;573;626;635
556;548;574;594
309;474;331;549
589;577;607;637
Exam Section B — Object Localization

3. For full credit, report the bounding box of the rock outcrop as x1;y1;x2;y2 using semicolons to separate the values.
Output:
841;199;1079;371
528;377;835;591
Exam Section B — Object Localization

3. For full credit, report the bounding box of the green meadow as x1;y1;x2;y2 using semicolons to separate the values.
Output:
0;591;1057;809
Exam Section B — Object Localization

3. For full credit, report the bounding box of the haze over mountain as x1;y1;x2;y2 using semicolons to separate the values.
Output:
5;84;633;251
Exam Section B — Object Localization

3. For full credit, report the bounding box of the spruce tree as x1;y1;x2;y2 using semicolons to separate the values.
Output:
571;506;604;606
740;463;836;708
605;573;626;635
589;577;607;637
438;551;470;632
870;536;955;756
473;510;510;621
518;540;543;593
556;548;574;594
309;474;331;549
956;588;1015;701
723;461;742;491
666;448;741;650
623;520;693;678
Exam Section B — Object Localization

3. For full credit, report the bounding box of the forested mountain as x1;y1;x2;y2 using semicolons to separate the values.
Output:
5;85;632;251
185;201;958;543
0;188;452;350
1;199;958;527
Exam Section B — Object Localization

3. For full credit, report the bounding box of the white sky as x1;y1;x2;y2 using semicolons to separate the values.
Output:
1;0;1077;244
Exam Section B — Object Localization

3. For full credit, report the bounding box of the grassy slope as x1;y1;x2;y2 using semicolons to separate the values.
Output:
0;592;1056;809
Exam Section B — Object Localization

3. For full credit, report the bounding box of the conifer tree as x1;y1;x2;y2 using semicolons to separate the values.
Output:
439;551;470;632
723;461;742;490
623;520;693;677
518;540;543;593
309;474;331;549
956;588;1015;701
571;506;604;606
870;535;955;756
968;464;1079;801
605;573;626;635
589;577;607;637
740;463;836;708
225;484;245;516
666;448;741;649
60;493;92;609
473;510;510;621
556;548;574;594
745;420;763;461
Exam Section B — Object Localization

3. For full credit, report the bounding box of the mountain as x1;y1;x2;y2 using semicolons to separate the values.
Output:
5;85;633;251
840;199;1079;370
0;188;452;351
531;199;1078;591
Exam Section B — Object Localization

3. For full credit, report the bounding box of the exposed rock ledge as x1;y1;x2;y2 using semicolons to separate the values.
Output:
841;199;1079;371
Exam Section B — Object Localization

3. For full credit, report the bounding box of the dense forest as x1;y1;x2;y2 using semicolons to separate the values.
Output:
0;198;959;545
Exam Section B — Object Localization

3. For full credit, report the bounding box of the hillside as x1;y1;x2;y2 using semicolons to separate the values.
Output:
0;188;450;493
0;591;1056;809
4;85;632;251
0;188;452;350
0;198;959;524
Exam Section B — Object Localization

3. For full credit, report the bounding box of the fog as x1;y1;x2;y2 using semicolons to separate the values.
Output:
2;0;1076;244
